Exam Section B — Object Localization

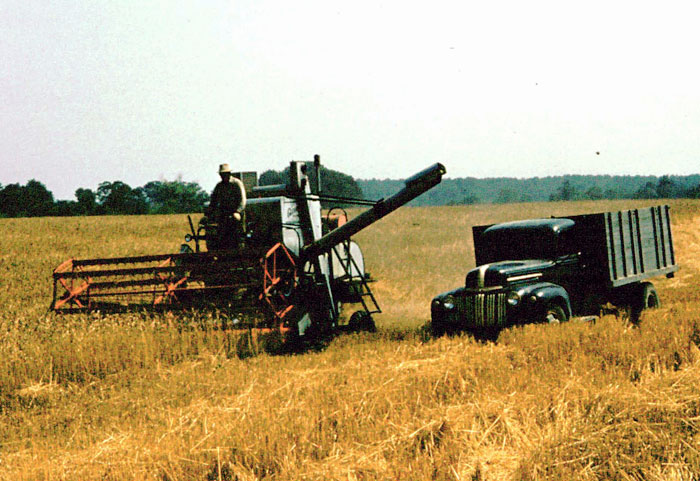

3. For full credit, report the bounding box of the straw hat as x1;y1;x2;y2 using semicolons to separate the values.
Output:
218;163;231;174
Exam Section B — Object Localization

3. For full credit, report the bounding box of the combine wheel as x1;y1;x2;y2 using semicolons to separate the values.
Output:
261;243;298;324
348;310;376;333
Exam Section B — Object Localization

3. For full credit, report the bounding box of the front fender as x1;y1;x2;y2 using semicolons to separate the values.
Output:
514;282;572;319
431;287;466;333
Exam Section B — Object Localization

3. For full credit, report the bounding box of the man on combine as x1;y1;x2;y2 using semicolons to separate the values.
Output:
205;163;247;250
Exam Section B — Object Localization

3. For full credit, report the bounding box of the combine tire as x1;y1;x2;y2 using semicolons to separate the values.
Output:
348;311;376;333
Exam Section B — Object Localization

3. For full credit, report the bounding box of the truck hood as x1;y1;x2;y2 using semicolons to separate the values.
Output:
465;259;554;289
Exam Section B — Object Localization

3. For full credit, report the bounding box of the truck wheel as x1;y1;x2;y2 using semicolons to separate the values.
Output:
543;303;568;324
470;327;500;342
430;319;444;337
348;311;376;333
629;282;659;323
641;282;660;309
431;317;453;337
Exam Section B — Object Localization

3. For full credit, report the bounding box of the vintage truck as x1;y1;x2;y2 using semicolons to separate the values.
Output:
431;206;678;338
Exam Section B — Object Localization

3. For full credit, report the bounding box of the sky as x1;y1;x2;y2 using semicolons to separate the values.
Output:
2;0;699;200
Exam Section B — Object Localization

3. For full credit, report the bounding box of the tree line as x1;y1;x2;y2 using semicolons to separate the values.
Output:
3;170;700;218
0;166;364;218
359;173;700;206
0;177;209;218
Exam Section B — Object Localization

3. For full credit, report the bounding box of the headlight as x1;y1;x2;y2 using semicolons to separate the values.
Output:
442;295;456;310
507;291;521;306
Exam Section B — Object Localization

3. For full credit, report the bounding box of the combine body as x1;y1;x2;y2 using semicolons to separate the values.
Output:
53;158;446;338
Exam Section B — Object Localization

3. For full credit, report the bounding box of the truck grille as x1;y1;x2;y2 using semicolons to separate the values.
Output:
463;291;507;326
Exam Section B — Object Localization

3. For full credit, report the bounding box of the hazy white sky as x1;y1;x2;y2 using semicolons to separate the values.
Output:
2;0;699;199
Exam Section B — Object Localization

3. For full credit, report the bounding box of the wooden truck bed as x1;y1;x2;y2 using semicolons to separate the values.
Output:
566;205;677;287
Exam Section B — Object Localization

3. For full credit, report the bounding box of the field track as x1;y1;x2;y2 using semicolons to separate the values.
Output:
2;199;700;480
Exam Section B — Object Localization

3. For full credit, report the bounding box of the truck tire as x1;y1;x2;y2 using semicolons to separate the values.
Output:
543;303;568;324
430;317;460;337
629;282;659;323
641;282;660;309
430;318;447;337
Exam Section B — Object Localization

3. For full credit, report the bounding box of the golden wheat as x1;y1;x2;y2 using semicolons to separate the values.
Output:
1;200;699;480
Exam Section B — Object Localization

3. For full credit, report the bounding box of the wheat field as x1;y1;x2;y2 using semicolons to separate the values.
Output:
2;199;700;480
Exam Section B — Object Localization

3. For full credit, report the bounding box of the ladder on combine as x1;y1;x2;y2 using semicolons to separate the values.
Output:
331;240;381;317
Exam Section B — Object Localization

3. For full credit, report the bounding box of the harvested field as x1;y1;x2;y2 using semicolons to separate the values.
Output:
2;199;700;480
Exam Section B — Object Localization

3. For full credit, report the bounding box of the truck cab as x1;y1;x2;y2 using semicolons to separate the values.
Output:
431;207;677;338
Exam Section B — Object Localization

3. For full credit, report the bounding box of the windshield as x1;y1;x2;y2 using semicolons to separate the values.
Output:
480;229;559;263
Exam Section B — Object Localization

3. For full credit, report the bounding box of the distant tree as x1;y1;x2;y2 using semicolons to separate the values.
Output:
258;166;363;206
604;188;625;199
656;176;679;199
633;181;658;199
23;180;54;216
75;188;97;215
142;178;208;214
550;181;580;201
584;185;604;200
0;183;25;217
463;194;480;204
447;194;479;206
0;180;54;217
318;166;363;203
258;170;285;186
97;181;149;215
52;200;79;216
496;188;519;204
688;183;700;199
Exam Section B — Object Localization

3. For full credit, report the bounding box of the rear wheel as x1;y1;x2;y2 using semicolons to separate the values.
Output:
629;282;659;323
543;303;568;324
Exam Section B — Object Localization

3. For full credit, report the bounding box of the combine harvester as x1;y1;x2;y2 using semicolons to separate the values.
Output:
52;157;445;339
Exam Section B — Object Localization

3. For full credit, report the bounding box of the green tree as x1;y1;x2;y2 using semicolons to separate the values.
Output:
604;188;624;199
495;188;519;204
584;185;604;200
258;170;285;186
550;181;580;201
656;176;679;199
52;200;79;216
23;179;54;216
317;166;363;204
688;184;700;198
142;178;208;214
633;182;658;199
75;188;97;215
258;165;363;206
0;180;55;217
97;181;149;215
0;183;25;217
